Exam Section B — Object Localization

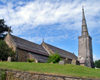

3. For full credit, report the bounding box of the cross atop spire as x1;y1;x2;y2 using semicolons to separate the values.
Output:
42;37;45;43
8;27;11;34
82;6;89;36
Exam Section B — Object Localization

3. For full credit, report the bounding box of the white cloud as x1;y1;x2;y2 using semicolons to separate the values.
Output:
22;34;68;43
0;0;100;41
0;0;100;58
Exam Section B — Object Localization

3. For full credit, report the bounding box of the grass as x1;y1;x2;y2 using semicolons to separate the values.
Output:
0;62;100;79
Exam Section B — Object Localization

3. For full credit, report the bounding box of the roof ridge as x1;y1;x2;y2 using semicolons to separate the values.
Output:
43;42;77;59
11;35;48;55
11;35;40;46
44;42;72;54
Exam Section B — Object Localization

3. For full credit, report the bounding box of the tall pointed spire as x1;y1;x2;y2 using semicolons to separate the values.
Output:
82;6;89;36
78;7;94;68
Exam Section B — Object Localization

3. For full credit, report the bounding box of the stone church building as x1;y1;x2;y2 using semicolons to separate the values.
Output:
4;7;94;68
5;33;77;63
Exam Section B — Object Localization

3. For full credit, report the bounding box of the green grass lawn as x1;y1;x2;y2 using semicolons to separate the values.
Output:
0;62;100;79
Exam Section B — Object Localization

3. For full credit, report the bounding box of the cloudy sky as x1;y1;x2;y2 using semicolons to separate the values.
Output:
0;0;100;61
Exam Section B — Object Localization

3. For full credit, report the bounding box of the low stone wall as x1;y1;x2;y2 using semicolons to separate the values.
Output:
0;69;99;80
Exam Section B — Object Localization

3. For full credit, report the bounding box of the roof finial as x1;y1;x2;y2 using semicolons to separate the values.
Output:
42;37;44;43
82;5;84;10
8;27;11;34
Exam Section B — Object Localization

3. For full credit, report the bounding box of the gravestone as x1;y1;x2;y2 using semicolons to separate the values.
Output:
59;60;65;65
71;59;77;65
59;58;70;65
7;57;11;62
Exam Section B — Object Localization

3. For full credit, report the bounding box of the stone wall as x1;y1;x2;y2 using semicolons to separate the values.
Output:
41;42;54;55
4;33;16;51
16;48;29;62
16;48;48;62
0;69;99;80
78;36;94;68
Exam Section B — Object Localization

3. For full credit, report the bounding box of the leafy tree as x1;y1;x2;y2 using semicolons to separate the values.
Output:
95;60;100;68
0;19;10;39
47;53;61;63
0;40;15;61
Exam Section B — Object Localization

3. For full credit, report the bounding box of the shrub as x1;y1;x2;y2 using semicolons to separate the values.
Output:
27;58;35;63
48;53;61;63
0;40;15;61
1;71;6;80
95;60;100;68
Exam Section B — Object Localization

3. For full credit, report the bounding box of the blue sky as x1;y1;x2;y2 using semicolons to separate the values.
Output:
0;0;100;61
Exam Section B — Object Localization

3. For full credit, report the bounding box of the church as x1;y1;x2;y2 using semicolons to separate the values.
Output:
4;7;94;68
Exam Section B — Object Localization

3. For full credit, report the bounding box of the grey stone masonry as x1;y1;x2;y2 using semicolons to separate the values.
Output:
78;7;94;68
0;69;99;80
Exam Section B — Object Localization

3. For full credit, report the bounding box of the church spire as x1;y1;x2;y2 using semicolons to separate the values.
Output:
82;6;89;36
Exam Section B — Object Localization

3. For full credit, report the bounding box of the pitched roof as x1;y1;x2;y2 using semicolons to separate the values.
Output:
10;34;77;60
11;35;49;56
43;42;77;59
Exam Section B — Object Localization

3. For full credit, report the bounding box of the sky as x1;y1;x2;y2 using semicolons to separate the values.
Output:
0;0;100;61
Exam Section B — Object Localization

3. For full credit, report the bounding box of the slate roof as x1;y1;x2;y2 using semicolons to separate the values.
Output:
43;42;77;60
10;34;77;60
11;35;49;56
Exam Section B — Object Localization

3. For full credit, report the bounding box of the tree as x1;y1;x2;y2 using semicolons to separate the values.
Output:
47;53;61;63
95;60;100;68
0;19;10;39
0;40;15;61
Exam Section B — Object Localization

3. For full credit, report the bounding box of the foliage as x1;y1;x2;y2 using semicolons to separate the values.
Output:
0;62;100;79
95;60;100;68
47;53;61;63
0;19;10;39
0;40;15;61
1;71;6;80
27;58;35;62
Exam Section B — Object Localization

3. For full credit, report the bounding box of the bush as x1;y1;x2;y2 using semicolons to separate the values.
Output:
1;71;6;80
95;60;100;68
48;53;61;63
0;40;15;61
27;58;35;63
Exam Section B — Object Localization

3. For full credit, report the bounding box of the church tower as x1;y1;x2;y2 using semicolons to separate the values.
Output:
78;7;94;68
